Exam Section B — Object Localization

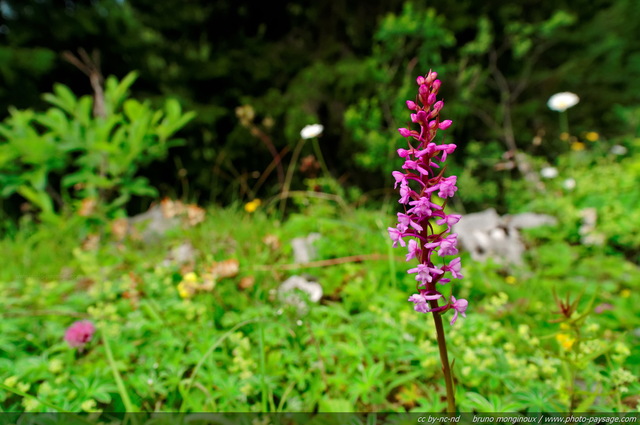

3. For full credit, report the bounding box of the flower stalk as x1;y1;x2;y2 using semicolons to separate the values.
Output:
430;299;456;413
389;70;466;412
279;124;324;217
547;92;579;137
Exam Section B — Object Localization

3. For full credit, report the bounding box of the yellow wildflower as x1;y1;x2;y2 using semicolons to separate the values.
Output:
244;199;262;213
556;333;575;350
505;275;517;285
585;131;599;142
184;272;198;283
560;132;570;141
177;282;192;299
571;141;585;151
620;289;631;298
177;272;199;299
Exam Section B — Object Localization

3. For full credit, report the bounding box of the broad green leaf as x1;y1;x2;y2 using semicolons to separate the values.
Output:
123;99;144;121
61;171;111;189
0;144;18;166
93;141;119;154
94;115;122;144
105;71;139;112
123;176;158;197
26;167;48;191
76;95;94;125
165;98;181;119
107;193;131;211
42;83;78;115
34;108;69;135
17;184;53;214
0;178;23;197
109;126;127;148
156;109;196;141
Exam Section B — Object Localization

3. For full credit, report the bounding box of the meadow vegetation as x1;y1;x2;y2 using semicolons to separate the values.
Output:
0;0;639;414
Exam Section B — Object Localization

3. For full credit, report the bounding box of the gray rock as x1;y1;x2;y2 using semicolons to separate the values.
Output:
505;212;558;229
454;208;557;265
291;233;321;263
578;208;605;246
128;205;180;243
278;275;323;314
162;242;198;267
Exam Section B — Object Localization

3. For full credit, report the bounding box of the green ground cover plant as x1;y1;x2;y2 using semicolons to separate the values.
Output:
1;177;638;412
1;3;639;412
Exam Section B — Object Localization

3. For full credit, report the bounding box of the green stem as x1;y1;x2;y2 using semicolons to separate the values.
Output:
559;111;569;136
259;321;268;412
279;138;305;218
429;300;456;413
568;322;582;413
386;239;397;289
312;138;331;178
102;331;137;412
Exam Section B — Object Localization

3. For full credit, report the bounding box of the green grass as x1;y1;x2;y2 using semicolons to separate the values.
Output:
0;196;639;412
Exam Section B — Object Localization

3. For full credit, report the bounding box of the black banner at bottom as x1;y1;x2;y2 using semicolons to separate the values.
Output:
0;412;637;425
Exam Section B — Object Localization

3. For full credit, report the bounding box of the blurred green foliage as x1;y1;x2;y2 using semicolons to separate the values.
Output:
505;130;640;262
0;0;639;208
0;199;638;412
0;72;195;223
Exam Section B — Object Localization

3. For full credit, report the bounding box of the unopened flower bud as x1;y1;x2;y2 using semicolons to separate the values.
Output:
406;100;418;110
432;79;441;92
438;120;452;130
398;128;412;137
397;148;410;158
416;76;426;85
427;93;437;105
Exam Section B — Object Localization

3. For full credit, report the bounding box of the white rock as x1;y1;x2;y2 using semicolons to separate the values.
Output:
454;208;557;266
278;275;323;314
291;233;321;264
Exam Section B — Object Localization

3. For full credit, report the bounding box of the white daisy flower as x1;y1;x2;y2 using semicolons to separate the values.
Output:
547;92;579;112
300;124;324;139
